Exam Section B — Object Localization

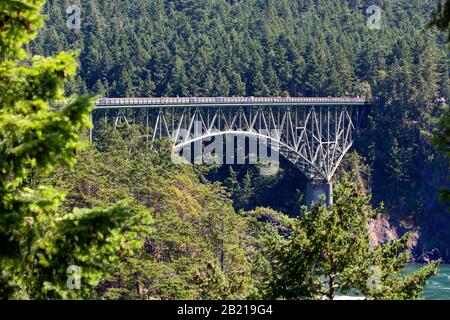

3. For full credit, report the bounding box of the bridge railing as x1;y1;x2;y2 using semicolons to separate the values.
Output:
95;96;367;107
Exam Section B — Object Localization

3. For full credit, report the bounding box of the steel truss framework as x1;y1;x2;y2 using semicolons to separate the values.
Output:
92;99;365;182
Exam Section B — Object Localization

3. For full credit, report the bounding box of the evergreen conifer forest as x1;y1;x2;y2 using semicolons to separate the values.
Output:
1;0;450;301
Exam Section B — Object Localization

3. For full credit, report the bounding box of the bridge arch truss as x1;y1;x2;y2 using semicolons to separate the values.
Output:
91;97;366;182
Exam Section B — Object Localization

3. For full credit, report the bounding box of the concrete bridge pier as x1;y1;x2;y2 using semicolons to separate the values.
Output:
306;180;333;208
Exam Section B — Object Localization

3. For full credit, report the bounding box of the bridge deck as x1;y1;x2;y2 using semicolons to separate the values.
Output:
94;97;367;109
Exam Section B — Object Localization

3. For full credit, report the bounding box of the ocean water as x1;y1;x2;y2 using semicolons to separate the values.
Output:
336;264;450;300
406;264;450;300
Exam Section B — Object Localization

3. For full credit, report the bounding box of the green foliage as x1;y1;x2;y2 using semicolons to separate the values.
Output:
0;0;44;61
29;0;450;259
2;0;445;300
365;234;440;299
266;173;439;300
32;0;448;98
430;0;450;209
429;0;450;42
0;0;151;299
432;104;450;206
242;207;294;299
43;126;263;300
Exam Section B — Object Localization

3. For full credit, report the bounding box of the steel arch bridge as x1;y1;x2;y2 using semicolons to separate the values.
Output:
91;97;368;206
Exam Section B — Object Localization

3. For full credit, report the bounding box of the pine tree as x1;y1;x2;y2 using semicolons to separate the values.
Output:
267;173;439;300
430;0;450;208
429;0;450;43
432;105;450;206
230;72;246;96
251;71;270;96
170;57;189;96
0;0;151;299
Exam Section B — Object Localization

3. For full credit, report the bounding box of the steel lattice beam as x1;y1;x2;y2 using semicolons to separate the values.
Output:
91;98;366;183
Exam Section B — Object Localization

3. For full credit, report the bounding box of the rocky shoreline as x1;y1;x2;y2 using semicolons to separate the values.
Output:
368;216;443;264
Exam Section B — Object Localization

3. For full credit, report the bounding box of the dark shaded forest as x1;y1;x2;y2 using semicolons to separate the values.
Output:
31;0;450;259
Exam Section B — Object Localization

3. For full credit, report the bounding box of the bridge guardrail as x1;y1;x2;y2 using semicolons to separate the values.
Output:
95;97;367;107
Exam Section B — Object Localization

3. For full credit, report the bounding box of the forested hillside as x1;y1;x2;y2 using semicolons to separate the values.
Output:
31;0;450;259
35;127;285;299
33;126;436;300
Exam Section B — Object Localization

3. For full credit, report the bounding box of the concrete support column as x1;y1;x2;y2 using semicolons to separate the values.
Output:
89;113;93;143
306;180;333;208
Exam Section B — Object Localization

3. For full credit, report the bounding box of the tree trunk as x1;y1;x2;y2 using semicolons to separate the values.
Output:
327;276;335;300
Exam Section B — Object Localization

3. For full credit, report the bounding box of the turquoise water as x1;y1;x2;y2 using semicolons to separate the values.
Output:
337;264;450;300
406;264;450;300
